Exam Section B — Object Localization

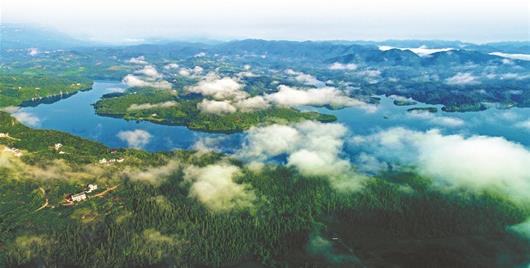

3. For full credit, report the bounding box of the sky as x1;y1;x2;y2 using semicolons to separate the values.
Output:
2;0;529;43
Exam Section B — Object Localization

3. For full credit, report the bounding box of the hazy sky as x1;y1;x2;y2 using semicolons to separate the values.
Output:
2;0;529;43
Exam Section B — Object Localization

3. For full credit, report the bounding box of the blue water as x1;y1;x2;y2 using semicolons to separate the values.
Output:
18;81;530;152
19;81;242;152
304;97;530;147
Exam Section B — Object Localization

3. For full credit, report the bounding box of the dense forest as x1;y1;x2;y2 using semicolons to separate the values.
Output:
1;112;529;267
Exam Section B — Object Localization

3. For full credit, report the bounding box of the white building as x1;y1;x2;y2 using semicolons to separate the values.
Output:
54;143;63;151
86;184;98;193
0;133;10;138
71;192;87;202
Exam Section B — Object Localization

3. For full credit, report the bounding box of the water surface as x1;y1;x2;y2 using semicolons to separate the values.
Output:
19;81;530;153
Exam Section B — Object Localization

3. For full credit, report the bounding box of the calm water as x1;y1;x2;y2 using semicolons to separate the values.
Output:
18;81;530;152
19;81;242;152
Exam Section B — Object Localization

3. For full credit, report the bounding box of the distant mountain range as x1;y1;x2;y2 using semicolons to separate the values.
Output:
2;24;529;55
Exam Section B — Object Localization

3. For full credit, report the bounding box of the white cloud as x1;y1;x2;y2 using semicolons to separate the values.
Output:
351;128;530;202
178;68;191;77
490;52;530;61
358;69;381;78
164;63;179;69
285;69;325;87
122;74;172;89
127;101;177;111
135;65;162;79
124;160;180;185
329;62;358;71
238;121;366;191
499;73;530;80
516;120;530;131
234;96;270;112
12;110;40;127
446;72;479;85
407;110;465;127
266;85;375;111
197;99;237;114
117;129;152;148
186;75;248;101
378;45;454;57
28;48;39;56
128;56;148;65
183;163;255;210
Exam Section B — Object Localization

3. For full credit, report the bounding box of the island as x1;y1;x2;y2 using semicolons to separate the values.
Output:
94;88;337;132
407;107;438;113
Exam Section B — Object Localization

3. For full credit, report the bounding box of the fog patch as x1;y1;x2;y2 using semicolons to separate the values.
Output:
10;109;40;127
446;72;479;85
123;160;180;185
351;128;530;202
266;85;375;112
127;101;177;111
183;163;255;211
128;56;148;65
285;69;325;87
238;121;367;191
187;74;247;101
329;62;358;71
197;99;237;114
407;110;464;127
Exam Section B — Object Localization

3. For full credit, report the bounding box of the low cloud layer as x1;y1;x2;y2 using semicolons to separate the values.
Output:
379;45;454;57
446;72;479;85
123;65;172;89
187;75;248;101
117;129;152;148
329;62;358;71
188;75;373;115
266;85;375;111
127;101;177;111
489;52;530;61
123;160;180;185
351;128;530;202
11;110;40;127
285;69;325;87
128;56;148;65
238;121;366;191
407;110;464;127
183;163;255;211
197;99;237;114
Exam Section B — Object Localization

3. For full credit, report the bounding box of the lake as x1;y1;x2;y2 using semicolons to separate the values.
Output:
18;81;530;153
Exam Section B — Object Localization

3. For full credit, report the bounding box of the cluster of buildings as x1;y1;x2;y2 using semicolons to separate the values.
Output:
65;184;98;203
